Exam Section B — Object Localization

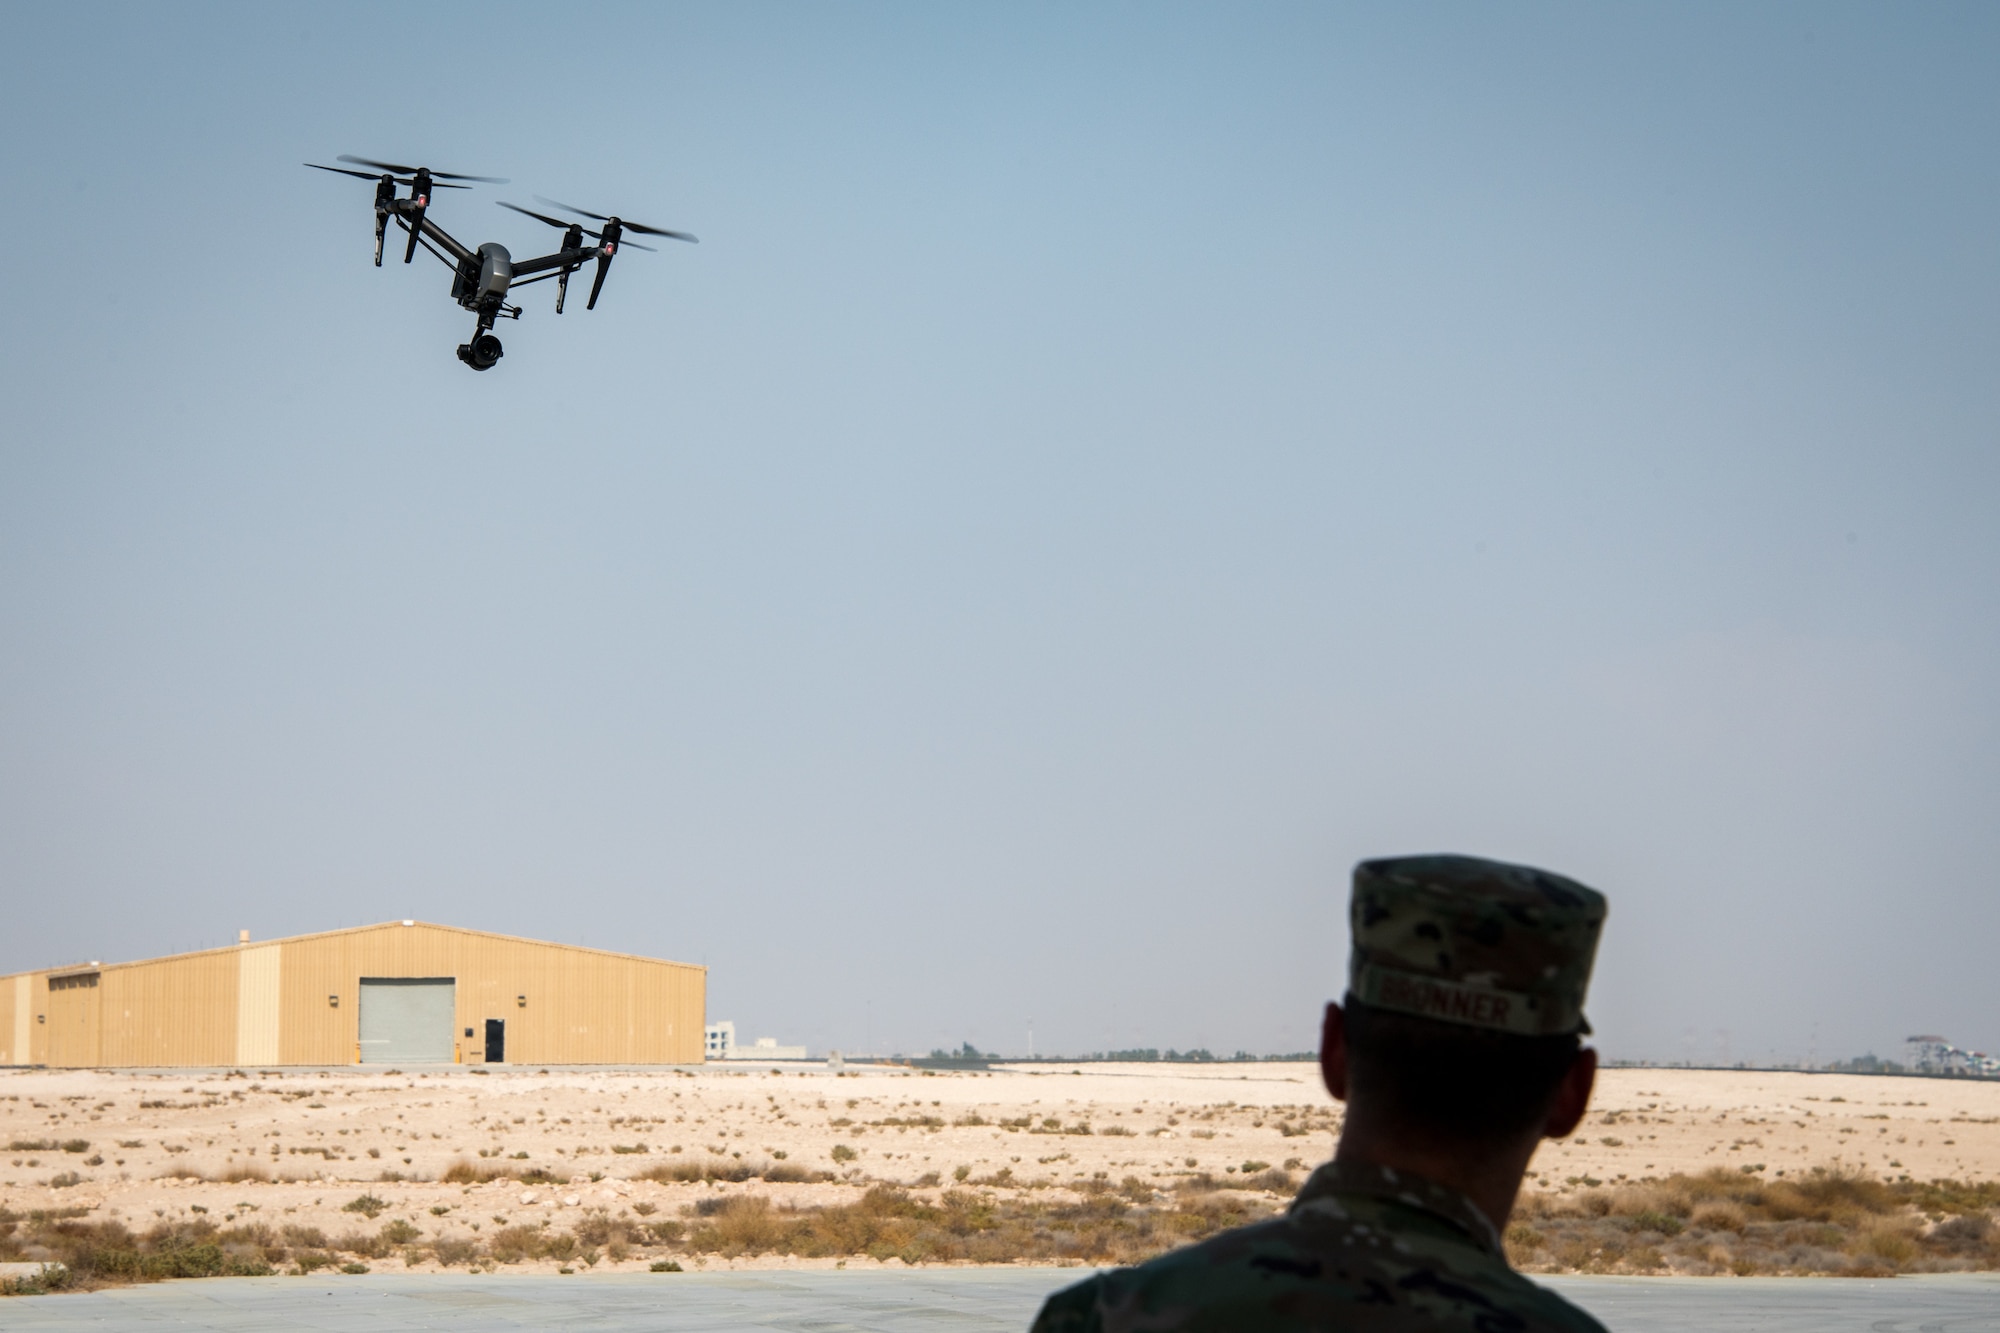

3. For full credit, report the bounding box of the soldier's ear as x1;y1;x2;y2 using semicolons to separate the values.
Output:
1541;1047;1597;1140
1319;1001;1350;1103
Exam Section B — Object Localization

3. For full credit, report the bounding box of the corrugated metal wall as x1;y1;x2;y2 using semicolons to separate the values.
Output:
235;943;282;1065
0;922;704;1068
47;972;102;1067
102;949;239;1067
2;964;48;1056
0;973;35;1066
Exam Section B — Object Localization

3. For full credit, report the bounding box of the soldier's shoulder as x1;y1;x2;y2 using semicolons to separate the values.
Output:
1029;1209;1607;1333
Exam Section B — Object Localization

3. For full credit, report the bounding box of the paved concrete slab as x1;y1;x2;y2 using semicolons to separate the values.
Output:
3;1268;1998;1331
1546;1273;2000;1331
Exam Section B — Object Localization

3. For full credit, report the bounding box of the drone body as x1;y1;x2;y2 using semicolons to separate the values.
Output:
307;155;697;371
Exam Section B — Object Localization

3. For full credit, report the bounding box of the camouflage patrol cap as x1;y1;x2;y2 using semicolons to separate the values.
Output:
1348;854;1606;1037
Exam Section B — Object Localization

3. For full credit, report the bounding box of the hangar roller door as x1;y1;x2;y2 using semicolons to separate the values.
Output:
358;978;456;1064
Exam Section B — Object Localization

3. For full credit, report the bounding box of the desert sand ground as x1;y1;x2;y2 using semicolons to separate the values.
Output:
4;1061;1997;1274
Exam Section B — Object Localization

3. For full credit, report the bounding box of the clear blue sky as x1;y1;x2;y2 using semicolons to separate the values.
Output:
2;4;1996;1064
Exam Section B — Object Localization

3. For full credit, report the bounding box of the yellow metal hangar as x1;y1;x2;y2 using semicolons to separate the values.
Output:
0;921;705;1069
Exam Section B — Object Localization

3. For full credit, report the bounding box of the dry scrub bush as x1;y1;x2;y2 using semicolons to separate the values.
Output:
1507;1168;2000;1277
638;1158;831;1185
432;1236;479;1266
0;1212;275;1292
16;1162;2000;1292
487;1225;547;1264
666;1185;1276;1267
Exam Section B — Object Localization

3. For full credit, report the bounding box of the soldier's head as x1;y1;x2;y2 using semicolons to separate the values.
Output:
1326;854;1606;1152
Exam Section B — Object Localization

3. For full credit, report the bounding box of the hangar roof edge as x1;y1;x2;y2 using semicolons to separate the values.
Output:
0;921;705;983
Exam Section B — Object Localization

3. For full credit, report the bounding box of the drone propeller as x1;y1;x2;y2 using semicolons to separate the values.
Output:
307;162;469;189
533;195;698;243
498;201;657;250
338;155;507;184
307;162;388;182
497;200;572;230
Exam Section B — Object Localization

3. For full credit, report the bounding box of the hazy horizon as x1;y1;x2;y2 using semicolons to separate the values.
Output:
3;4;1997;1068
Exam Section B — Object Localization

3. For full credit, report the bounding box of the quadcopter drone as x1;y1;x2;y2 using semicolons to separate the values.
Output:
307;155;697;371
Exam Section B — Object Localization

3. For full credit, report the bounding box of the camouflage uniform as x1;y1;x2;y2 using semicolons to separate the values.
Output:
1031;855;1609;1333
1346;855;1606;1039
1029;1159;1605;1333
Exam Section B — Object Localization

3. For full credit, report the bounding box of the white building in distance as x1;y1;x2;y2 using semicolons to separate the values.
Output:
705;1020;806;1061
1906;1034;2000;1078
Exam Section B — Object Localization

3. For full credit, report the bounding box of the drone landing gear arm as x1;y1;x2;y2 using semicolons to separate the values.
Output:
404;203;427;264
373;209;388;267
586;252;612;310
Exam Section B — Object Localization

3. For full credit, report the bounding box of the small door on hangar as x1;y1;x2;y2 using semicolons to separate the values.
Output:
358;978;456;1064
484;1018;505;1063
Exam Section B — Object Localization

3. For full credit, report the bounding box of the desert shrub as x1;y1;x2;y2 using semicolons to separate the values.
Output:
218;1221;275;1248
1691;1202;1747;1233
1908;1179;2000;1216
637;1157;821;1186
1930;1213;1992;1250
442;1159;512;1185
380;1219;421;1245
0;1263;74;1296
432;1236;479;1266
1507;1168;2000;1277
831;1145;858;1163
488;1225;546;1264
658;1184;1267;1267
334;1229;388;1259
60;1140;90;1154
690;1196;789;1254
281;1224;329;1249
1628;1210;1685;1237
342;1194;387;1219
